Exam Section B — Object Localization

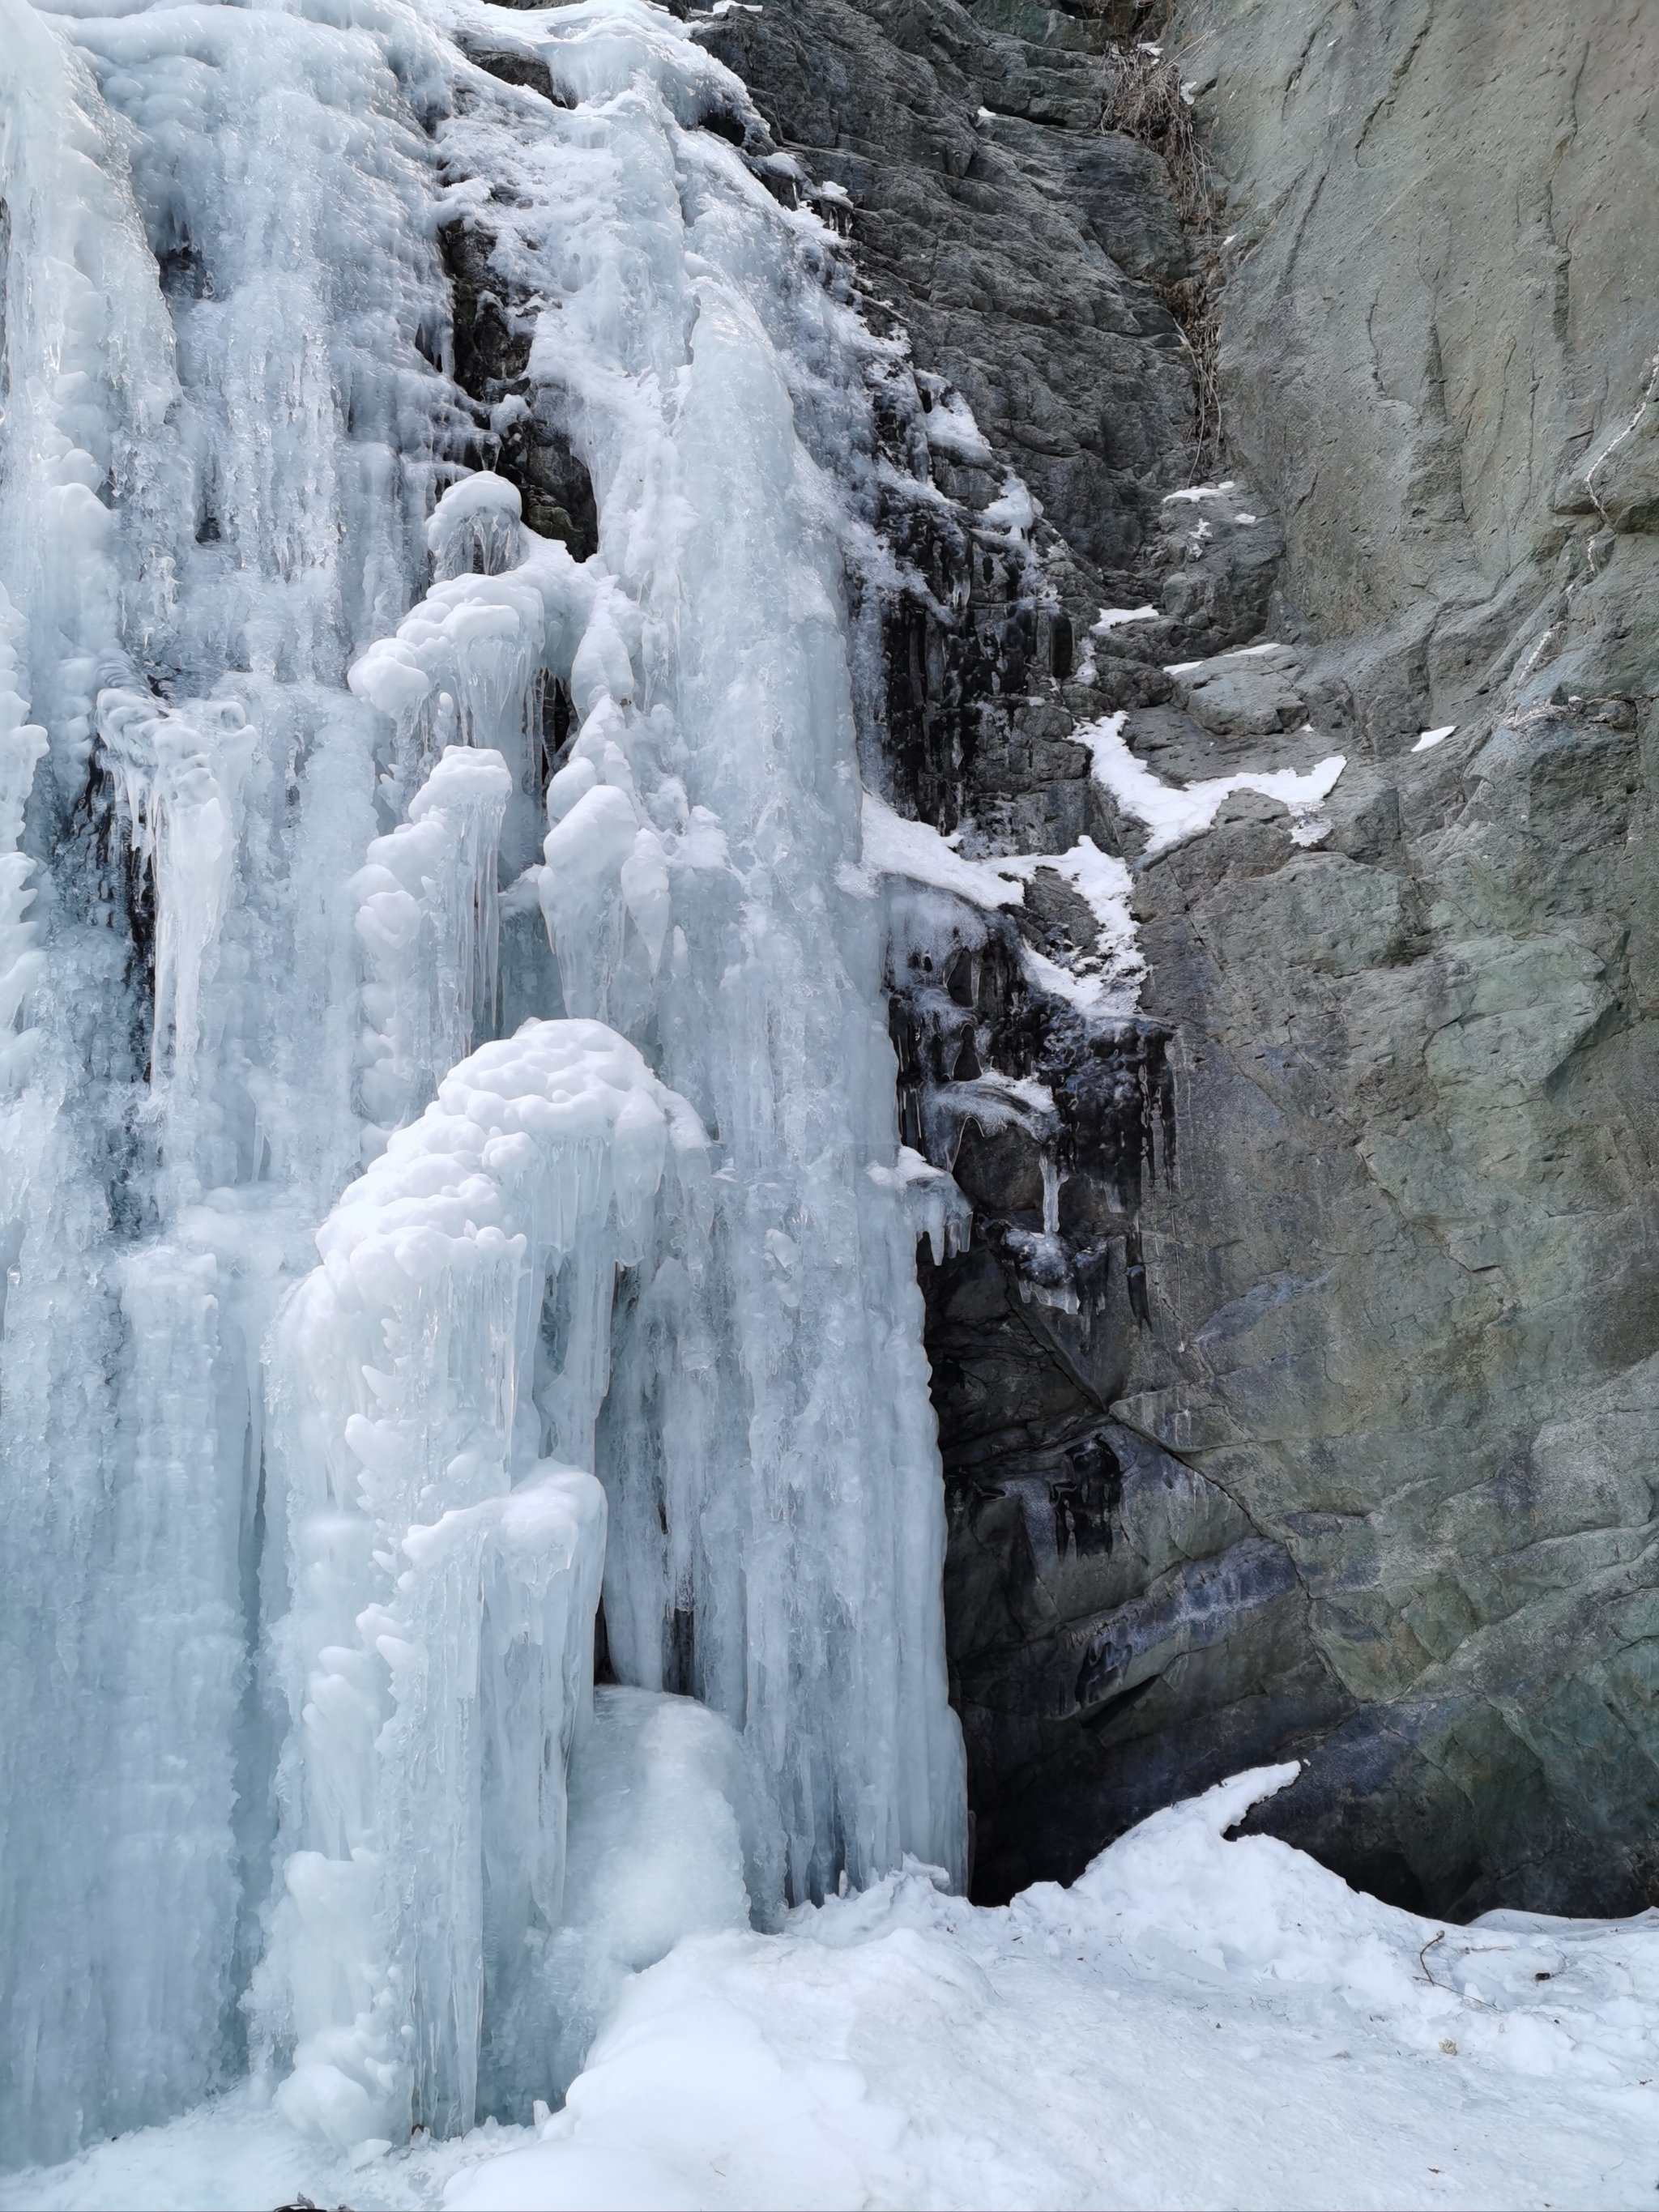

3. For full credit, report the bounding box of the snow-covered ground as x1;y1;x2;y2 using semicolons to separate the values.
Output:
10;1767;1656;2212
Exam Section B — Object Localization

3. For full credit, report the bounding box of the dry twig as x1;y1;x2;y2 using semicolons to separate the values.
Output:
1097;45;1222;470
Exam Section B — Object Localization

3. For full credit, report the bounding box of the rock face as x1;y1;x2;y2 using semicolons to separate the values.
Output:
608;0;1659;1918
1114;0;1659;1917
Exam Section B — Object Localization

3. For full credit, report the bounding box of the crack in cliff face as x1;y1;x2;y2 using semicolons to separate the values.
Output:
1351;0;1437;165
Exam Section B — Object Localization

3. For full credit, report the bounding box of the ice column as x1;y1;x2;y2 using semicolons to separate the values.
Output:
0;8;227;2163
0;0;457;2164
262;1021;706;2146
96;689;256;1200
441;0;968;1897
0;596;48;1085
353;743;512;1141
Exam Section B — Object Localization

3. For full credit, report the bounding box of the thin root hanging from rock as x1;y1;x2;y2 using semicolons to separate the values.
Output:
1098;42;1223;472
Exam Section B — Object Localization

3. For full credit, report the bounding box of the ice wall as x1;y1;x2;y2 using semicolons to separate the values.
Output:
0;0;456;2162
0;0;966;2165
437;0;967;1905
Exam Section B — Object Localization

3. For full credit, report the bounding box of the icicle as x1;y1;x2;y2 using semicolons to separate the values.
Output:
1042;1149;1063;1238
353;743;512;1142
428;471;527;582
97;688;255;1196
867;1146;974;1266
0;592;48;1088
101;1243;245;2108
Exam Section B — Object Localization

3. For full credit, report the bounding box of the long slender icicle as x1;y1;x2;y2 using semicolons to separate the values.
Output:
353;742;512;1141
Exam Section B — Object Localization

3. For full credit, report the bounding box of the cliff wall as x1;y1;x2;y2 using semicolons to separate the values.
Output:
694;0;1659;1915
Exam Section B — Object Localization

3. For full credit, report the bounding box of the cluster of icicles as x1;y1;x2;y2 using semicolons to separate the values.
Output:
0;0;969;2167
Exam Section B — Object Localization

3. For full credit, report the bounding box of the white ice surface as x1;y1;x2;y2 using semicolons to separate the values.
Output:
1084;711;1346;855
1414;724;1458;751
11;1767;1659;2212
2;0;972;2163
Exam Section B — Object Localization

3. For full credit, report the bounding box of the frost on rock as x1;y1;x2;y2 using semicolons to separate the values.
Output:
858;783;1168;1324
858;791;1143;1013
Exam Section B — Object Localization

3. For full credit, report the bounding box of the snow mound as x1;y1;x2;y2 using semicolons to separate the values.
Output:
11;1765;1659;2210
441;1763;1659;2212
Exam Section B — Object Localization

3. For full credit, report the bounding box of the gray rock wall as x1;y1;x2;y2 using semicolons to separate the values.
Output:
1113;0;1659;1914
619;0;1659;1916
1175;0;1659;711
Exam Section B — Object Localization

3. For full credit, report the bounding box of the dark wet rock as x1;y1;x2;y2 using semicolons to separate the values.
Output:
458;44;565;104
438;219;599;561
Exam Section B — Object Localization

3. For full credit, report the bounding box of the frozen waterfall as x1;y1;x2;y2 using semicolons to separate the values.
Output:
0;0;965;2169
